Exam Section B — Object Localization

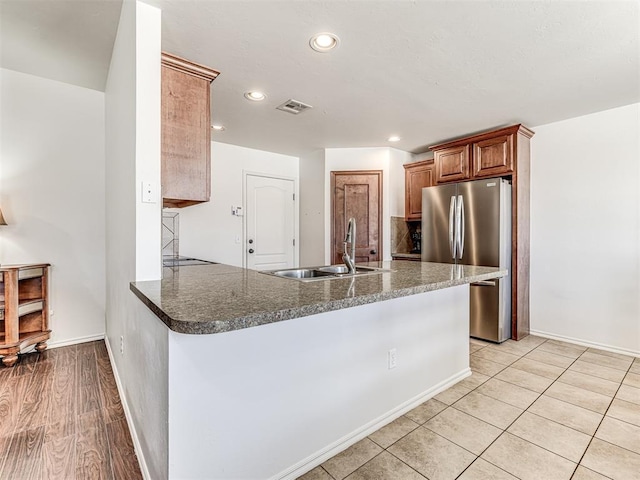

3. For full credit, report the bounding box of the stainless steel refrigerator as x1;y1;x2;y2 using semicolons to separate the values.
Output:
422;177;512;342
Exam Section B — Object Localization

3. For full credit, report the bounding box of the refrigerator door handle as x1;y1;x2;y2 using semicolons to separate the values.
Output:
472;280;496;287
456;194;465;259
449;195;456;259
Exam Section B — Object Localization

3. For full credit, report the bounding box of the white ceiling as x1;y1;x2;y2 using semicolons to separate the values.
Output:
2;0;639;157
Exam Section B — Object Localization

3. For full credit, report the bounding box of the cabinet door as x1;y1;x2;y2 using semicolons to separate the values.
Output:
404;162;434;221
161;66;211;208
434;145;470;183
473;134;514;178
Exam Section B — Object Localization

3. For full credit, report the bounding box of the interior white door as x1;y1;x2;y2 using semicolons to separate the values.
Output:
245;174;295;270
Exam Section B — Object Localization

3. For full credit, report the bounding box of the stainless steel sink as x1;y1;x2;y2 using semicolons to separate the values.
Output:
261;265;390;282
316;265;378;274
273;269;334;279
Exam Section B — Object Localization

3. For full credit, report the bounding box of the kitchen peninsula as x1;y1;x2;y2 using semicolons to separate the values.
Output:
130;260;504;479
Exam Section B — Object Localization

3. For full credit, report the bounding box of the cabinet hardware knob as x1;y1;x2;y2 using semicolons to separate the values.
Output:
248;249;254;254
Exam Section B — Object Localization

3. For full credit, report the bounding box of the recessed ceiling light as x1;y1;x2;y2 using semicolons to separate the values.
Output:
211;125;225;131
244;91;266;101
309;32;340;53
388;135;401;142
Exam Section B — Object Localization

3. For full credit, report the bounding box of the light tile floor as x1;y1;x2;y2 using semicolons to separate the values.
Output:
298;336;640;480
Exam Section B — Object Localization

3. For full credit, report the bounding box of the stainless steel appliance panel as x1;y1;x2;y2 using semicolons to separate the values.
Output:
457;179;502;268
421;177;512;343
470;279;499;341
421;183;458;264
470;278;511;342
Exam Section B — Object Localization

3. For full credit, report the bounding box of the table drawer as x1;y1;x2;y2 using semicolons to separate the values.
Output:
19;268;44;280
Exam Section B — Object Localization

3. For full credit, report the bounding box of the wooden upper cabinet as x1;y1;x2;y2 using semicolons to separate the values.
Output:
434;145;470;184
473;133;514;177
430;124;532;183
404;160;434;221
161;52;220;208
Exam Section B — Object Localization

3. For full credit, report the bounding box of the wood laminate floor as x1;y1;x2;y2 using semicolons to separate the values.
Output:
0;341;142;480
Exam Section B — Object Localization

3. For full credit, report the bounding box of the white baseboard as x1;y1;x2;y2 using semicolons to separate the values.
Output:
104;336;151;480
530;329;640;358
273;368;471;480
47;333;105;349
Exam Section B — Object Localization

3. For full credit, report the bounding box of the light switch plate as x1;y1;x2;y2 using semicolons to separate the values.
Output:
231;206;243;216
142;182;156;203
388;348;397;369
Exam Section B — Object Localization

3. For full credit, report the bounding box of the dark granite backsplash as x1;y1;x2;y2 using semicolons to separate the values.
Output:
391;216;421;254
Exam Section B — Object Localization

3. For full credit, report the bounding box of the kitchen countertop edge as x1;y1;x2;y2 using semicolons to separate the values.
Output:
130;262;506;335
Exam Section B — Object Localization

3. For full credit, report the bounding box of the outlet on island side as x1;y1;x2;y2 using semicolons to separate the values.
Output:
120;335;124;355
388;348;397;369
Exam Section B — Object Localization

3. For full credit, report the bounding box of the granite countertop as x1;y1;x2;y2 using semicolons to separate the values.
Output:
130;261;506;335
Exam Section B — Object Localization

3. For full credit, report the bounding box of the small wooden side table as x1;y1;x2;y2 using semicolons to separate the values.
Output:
0;263;51;367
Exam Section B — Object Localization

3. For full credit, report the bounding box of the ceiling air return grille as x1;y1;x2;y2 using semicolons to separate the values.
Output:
276;99;313;114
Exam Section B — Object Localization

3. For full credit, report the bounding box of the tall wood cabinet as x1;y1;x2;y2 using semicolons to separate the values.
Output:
0;264;51;367
430;124;534;340
403;160;435;221
161;52;220;208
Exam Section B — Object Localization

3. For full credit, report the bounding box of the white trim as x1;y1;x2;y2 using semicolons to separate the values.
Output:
530;329;640;358
47;334;105;349
273;367;471;480
104;336;152;480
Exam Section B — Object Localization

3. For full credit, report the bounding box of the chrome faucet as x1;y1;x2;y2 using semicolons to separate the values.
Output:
343;217;356;274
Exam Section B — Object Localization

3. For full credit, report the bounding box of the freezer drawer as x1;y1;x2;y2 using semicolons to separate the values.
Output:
470;277;511;343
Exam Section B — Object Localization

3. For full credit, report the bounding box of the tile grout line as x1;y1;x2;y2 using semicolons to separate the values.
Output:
464;340;635;468
319;464;337;480
475;341;636;480
430;339;552;478
452;339;559;478
381;443;432;479
569;359;636;476
481;341;595;478
457;339;616;477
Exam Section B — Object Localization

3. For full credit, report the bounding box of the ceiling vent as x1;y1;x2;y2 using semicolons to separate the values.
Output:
276;99;313;115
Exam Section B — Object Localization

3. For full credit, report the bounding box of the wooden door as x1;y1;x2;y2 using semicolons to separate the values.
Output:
245;174;296;270
404;160;434;220
331;171;382;265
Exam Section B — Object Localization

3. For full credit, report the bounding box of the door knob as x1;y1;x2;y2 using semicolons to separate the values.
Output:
248;249;254;254
370;250;377;255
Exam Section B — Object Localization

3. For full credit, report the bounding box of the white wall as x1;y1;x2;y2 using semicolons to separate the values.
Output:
0;68;106;346
299;149;326;266
105;1;167;478
176;141;299;267
531;103;640;355
167;286;469;479
389;148;412;217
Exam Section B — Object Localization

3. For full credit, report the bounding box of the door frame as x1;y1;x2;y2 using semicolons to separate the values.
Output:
243;171;298;269
330;170;383;265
